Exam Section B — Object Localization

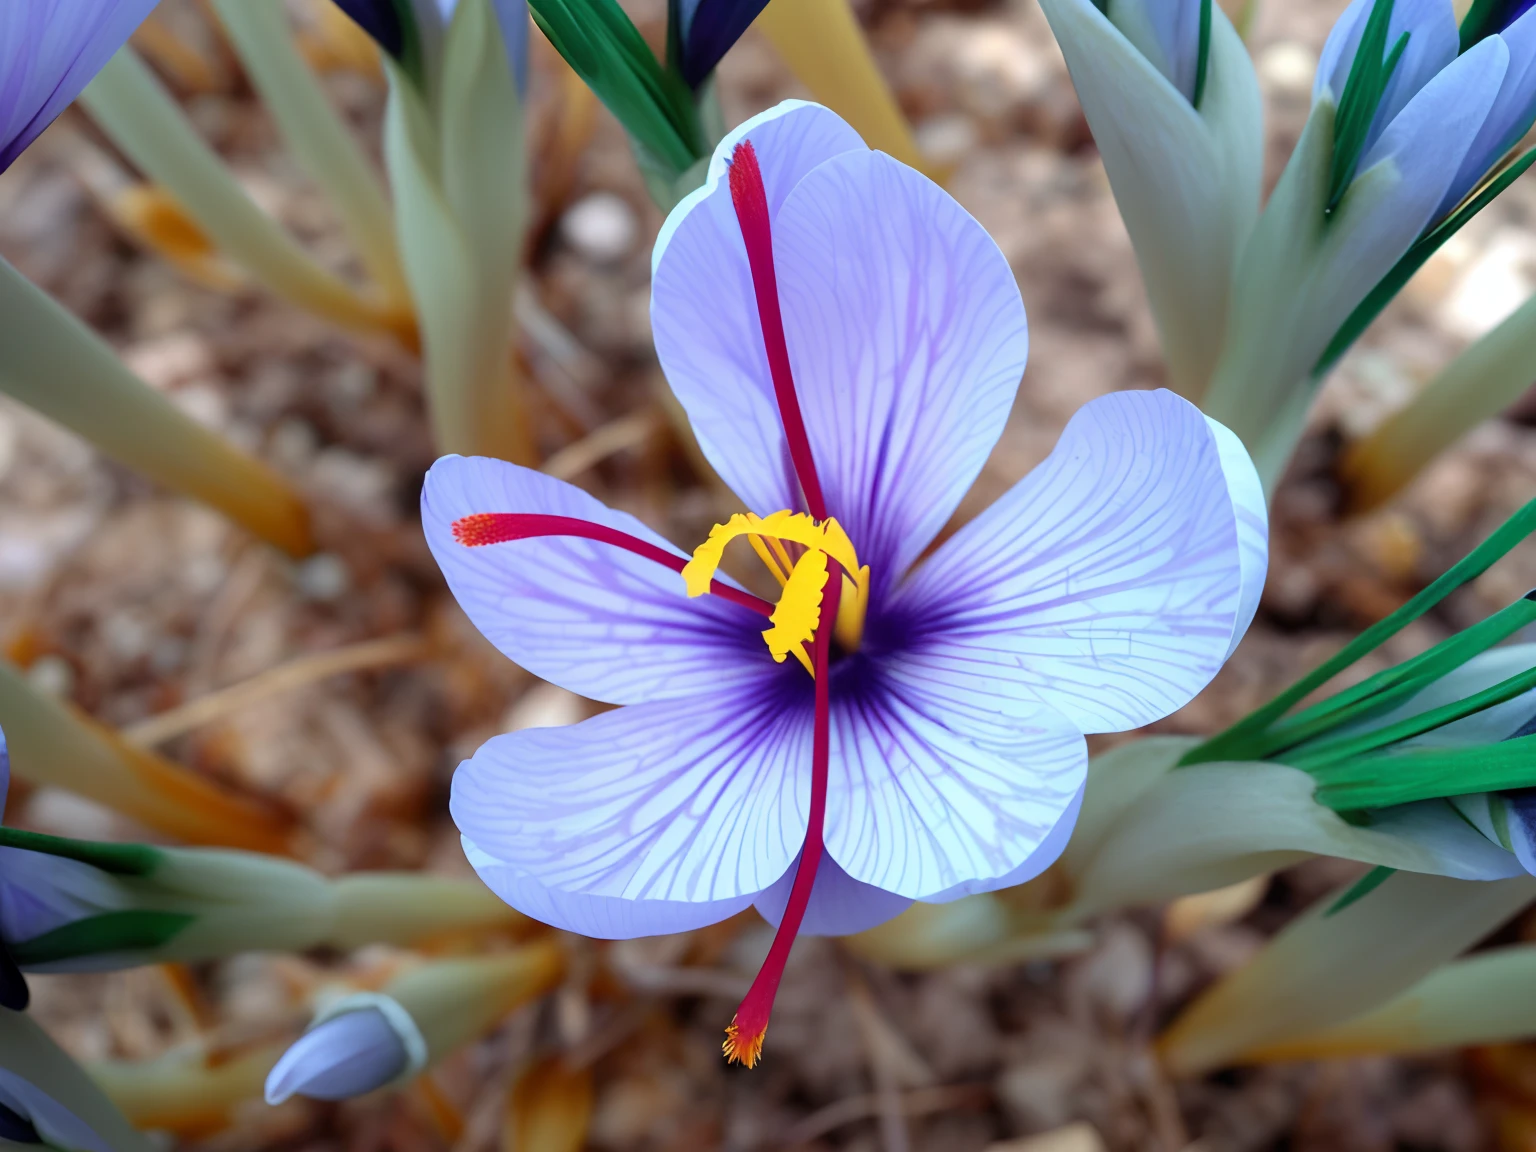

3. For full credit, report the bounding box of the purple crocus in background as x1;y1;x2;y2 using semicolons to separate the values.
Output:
424;100;1267;1065
328;0;528;93
0;0;162;172
671;0;773;89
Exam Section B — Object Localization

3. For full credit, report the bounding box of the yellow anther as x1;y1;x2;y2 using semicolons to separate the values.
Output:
682;511;870;671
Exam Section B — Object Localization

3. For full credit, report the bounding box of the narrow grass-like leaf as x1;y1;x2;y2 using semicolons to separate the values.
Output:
210;0;412;310
1318;149;1536;374
0;827;161;877
1312;733;1536;809
1193;0;1213;108
1325;865;1395;916
1328;0;1405;210
1259;594;1536;759
0;659;295;854
10;911;197;967
1289;659;1536;771
82;49;409;341
1460;0;1519;50
0;259;312;557
529;0;701;172
1185;498;1536;764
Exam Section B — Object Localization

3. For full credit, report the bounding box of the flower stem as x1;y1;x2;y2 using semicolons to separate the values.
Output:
724;564;842;1066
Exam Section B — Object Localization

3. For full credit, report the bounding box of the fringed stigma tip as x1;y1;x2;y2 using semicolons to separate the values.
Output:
723;1018;766;1068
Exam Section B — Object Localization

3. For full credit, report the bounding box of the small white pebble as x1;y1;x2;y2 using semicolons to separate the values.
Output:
27;654;74;698
561;192;638;264
294;553;350;602
915;114;979;169
1258;41;1317;95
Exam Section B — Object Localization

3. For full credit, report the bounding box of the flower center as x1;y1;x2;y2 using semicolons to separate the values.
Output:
681;510;870;675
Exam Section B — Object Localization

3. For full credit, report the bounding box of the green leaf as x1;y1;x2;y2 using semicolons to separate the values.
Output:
10;911;196;967
1184;497;1536;765
1460;0;1516;51
1288;653;1536;772
1313;733;1536;809
1192;0;1213;109
1325;865;1395;916
1262;594;1536;759
0;827;161;877
1329;0;1407;211
1317;148;1536;374
529;0;701;174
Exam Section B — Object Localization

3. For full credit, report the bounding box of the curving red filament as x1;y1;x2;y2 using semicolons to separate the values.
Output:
724;560;841;1067
452;513;775;618
728;140;827;522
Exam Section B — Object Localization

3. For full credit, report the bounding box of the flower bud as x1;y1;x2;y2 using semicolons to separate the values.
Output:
264;995;424;1104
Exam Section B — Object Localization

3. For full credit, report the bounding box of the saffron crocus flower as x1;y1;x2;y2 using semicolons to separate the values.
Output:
266;948;563;1103
265;996;421;1104
1202;0;1536;485
425;99;1266;1065
1038;0;1261;401
0;0;162;172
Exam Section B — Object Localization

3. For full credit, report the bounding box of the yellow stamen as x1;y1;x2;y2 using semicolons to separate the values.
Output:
683;511;872;669
747;535;790;587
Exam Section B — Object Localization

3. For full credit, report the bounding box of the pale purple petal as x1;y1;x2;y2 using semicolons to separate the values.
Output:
774;148;1030;592
1108;0;1203;101
461;834;756;938
890;389;1244;735
0;848;126;947
651;101;866;515
450;679;812;904
0;1068;110;1152
422;454;768;706
822;672;1085;899
753;850;913;936
264;1009;408;1104
1438;10;1536;215
0;724;8;820
0;0;161;171
917;781;1084;902
1509;793;1536;875
1314;0;1458;153
1206;415;1268;658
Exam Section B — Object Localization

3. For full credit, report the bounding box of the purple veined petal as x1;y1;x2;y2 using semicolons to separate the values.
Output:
0;0;161;172
651;100;866;517
450;678;813;904
917;781;1084;903
1438;8;1536;216
1313;0;1458;154
675;0;772;89
0;723;9;820
772;148;1030;596
890;389;1245;735
265;1007;411;1104
1205;415;1268;659
0;848;128;951
0;1068;110;1152
422;454;769;706
461;835;757;938
821;673;1086;899
753;850;913;936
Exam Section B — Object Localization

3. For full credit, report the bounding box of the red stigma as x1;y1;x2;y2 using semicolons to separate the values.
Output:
727;140;827;522
450;513;776;618
724;562;842;1067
